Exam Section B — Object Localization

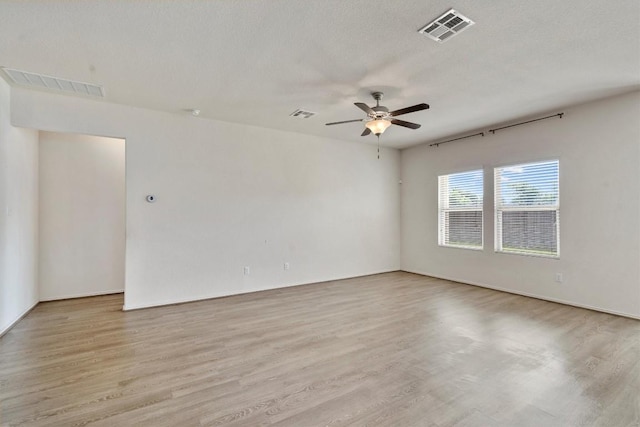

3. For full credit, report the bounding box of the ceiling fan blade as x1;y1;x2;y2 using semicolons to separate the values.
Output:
354;102;375;115
325;119;364;126
361;128;371;137
389;103;430;117
391;119;421;129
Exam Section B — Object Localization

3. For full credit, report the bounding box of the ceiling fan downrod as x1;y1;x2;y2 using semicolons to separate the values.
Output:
372;91;383;108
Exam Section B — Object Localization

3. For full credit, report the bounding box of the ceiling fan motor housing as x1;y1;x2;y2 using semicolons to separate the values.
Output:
371;105;390;119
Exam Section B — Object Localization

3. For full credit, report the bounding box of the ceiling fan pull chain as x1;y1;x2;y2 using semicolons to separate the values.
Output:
377;135;380;159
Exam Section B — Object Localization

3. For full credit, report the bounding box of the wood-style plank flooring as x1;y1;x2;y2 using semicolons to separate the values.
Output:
1;272;639;426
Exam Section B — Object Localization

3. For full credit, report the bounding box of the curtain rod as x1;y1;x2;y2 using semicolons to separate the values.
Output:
489;113;564;134
429;132;484;147
429;112;564;148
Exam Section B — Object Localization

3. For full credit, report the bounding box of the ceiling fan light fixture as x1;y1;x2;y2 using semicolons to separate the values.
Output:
366;119;392;135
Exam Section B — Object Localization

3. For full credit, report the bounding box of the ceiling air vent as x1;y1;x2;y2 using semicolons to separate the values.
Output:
289;109;316;119
419;9;475;43
1;67;105;97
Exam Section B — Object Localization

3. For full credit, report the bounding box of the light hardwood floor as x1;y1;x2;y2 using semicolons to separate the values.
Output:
1;272;639;426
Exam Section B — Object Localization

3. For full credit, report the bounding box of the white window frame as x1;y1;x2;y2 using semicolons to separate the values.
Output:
438;169;484;250
494;159;560;258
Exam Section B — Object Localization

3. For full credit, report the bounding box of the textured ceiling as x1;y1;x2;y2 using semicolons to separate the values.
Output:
0;0;638;149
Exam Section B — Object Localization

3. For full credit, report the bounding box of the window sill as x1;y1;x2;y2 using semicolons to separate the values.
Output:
439;244;484;251
495;249;559;259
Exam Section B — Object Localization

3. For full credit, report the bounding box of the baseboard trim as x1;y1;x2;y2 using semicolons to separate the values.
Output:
123;270;399;311
402;269;640;320
0;300;39;338
39;289;124;302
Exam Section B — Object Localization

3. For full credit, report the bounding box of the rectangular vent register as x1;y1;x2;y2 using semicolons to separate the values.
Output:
419;9;475;43
1;67;105;97
289;109;316;119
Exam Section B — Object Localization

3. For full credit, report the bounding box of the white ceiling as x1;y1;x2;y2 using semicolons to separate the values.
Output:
1;0;638;149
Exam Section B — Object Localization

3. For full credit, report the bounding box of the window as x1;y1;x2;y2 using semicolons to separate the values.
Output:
438;169;483;249
494;160;559;257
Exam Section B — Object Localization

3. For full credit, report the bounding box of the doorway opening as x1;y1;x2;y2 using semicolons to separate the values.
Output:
38;132;125;301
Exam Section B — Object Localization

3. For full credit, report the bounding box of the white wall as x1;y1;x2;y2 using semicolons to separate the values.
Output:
5;86;638;319
38;132;125;301
11;88;401;310
0;79;39;334
401;90;640;318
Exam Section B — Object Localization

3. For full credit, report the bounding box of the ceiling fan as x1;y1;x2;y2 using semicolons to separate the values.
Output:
326;92;429;136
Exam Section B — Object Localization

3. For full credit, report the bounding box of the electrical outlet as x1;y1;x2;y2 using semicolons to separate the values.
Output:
244;266;250;276
555;273;563;283
284;262;290;271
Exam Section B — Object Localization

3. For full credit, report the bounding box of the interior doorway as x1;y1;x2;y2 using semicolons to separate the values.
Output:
38;132;125;301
